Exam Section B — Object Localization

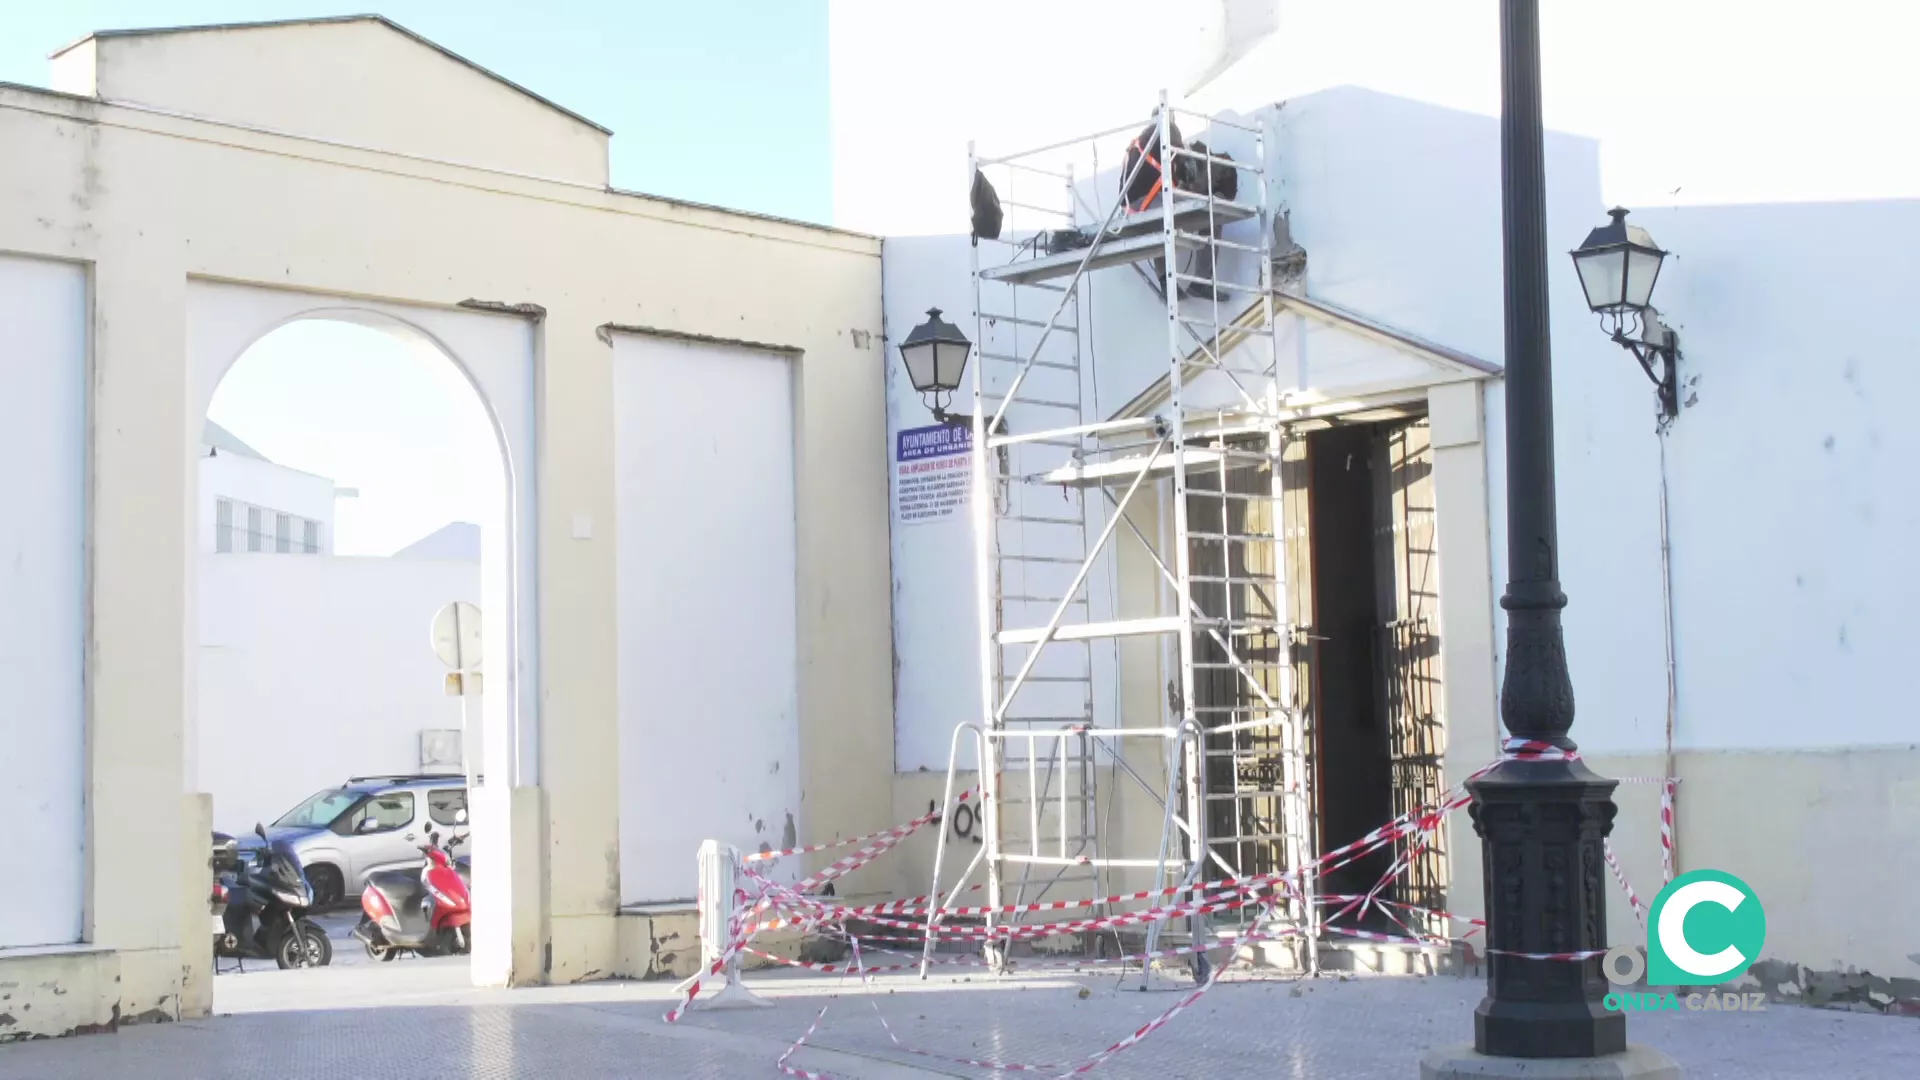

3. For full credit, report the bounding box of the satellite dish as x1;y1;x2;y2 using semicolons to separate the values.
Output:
430;601;482;671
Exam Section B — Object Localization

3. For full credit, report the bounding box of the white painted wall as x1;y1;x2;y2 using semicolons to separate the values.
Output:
1645;200;1920;751
612;334;803;905
197;449;338;554
198;554;480;834
881;238;993;772
0;253;86;948
858;1;1920;768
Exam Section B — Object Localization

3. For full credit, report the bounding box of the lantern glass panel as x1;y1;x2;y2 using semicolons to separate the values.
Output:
1624;248;1664;309
901;340;939;393
1575;248;1626;311
934;341;970;389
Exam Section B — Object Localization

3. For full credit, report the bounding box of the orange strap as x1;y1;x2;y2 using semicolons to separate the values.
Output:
1129;138;1165;213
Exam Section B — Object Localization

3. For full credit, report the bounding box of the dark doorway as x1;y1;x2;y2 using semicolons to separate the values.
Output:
1305;424;1397;924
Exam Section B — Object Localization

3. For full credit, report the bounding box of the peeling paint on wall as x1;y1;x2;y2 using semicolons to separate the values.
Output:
1744;958;1920;1018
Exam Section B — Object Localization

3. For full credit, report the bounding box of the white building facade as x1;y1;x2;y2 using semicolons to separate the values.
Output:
198;421;339;555
837;0;1920;1011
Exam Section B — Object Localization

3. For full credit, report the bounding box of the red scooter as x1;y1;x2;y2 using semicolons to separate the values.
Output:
351;830;471;961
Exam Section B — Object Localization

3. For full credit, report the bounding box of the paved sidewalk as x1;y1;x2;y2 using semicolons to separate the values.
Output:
0;965;1909;1079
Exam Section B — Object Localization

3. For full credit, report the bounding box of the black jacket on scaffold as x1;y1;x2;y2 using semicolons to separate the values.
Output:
1122;118;1184;212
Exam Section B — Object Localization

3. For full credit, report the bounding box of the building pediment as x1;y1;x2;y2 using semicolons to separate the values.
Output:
51;15;610;185
1110;289;1499;422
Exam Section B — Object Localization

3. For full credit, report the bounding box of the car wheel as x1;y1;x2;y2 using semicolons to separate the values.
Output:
306;864;344;910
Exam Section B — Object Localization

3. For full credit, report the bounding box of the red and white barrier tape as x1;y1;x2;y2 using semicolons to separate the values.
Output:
1319;895;1485;929
1660;781;1676;884
691;737;1678;1072
1602;839;1646;929
773;1000;835;1080
1320;921;1599;963
1490;946;1610;962
779;920;1309;978
840;938;1067;1075
760;883;1262;944
747;788;976;865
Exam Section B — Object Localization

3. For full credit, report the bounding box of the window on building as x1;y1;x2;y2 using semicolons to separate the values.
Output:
275;513;293;553
215;498;235;553
303;519;321;554
246;506;264;552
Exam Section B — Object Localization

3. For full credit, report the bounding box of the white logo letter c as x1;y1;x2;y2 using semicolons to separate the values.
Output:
1657;880;1747;977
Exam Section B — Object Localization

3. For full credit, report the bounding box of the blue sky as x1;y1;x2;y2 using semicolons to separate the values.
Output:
3;2;830;555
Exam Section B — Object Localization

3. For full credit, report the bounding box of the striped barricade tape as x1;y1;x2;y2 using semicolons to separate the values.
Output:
840;938;1066;1075
747;787;976;865
1603;838;1646;928
1325;912;1607;964
696;737;1681;1073
1318;895;1486;929
1660;781;1676;884
804;921;1309;977
764;886;1262;944
773;1000;836;1080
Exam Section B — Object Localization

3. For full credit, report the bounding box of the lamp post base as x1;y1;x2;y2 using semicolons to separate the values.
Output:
1420;1044;1681;1080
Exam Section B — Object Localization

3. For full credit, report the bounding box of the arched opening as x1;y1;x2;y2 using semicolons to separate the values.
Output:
187;289;536;1001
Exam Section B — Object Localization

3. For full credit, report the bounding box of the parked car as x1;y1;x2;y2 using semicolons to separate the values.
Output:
236;775;470;909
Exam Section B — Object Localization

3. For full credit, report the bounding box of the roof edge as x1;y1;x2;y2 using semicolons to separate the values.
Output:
1110;289;1501;422
50;14;612;136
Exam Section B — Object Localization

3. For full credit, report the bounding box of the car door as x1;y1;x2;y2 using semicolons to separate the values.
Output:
343;789;422;885
426;787;469;853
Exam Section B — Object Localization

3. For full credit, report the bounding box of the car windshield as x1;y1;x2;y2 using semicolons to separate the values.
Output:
271;787;364;829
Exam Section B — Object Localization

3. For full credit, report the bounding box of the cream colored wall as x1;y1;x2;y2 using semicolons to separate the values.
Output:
1109;482;1180;900
0;50;885;1036
176;795;213;1020
1427;381;1499;926
53;21;610;186
1587;747;1920;1001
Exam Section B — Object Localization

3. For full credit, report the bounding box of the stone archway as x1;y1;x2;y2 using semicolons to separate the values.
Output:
185;280;540;987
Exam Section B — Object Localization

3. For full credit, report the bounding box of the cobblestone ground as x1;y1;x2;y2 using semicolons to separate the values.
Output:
0;965;1910;1079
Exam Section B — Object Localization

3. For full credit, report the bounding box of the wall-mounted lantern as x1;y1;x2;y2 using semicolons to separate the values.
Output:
1570;207;1680;419
898;307;976;427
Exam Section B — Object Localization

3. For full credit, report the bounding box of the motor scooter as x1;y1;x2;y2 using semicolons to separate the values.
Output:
217;824;333;969
352;829;472;960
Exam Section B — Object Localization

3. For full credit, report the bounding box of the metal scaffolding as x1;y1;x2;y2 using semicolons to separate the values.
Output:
924;92;1320;980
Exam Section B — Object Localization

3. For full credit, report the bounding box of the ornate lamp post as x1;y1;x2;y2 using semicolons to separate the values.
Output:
1424;2;1679;1077
1468;0;1625;1059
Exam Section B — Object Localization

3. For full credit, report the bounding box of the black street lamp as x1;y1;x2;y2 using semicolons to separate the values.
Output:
1457;0;1631;1067
1571;208;1681;419
898;307;977;427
